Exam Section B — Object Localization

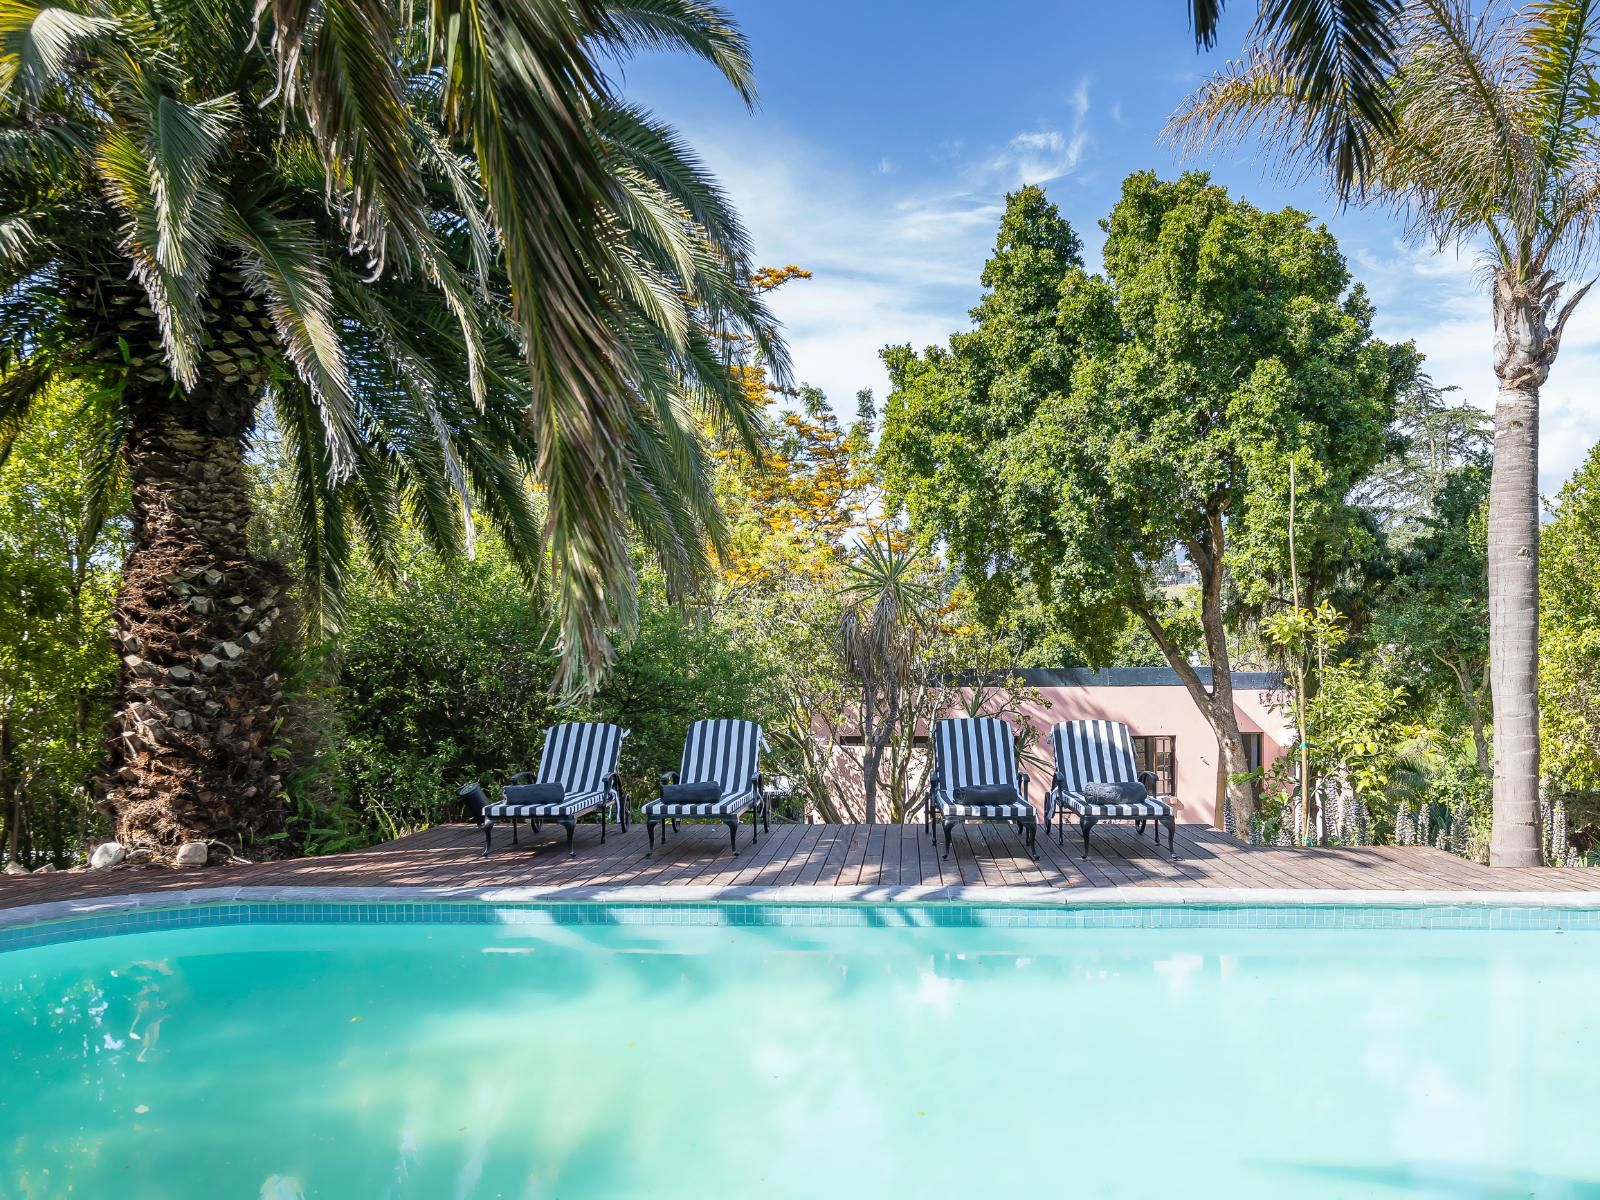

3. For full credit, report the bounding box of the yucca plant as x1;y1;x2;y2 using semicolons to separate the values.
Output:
1170;0;1600;865
836;532;937;824
0;0;781;854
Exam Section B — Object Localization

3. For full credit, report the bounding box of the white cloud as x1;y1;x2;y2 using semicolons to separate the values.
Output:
664;82;1098;411
1358;238;1599;494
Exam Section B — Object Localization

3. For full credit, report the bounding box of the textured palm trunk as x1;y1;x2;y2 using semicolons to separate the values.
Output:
1485;271;1575;867
1486;378;1542;865
104;385;291;856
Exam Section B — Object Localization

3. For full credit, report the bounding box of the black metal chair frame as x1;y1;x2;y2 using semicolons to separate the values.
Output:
1047;768;1177;858
926;766;1039;861
648;770;768;856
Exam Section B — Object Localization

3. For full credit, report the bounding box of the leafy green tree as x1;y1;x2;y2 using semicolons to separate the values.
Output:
883;174;1405;827
1355;372;1491;534
0;0;776;855
1170;0;1600;863
331;540;779;841
0;384;126;865
1541;444;1600;796
1373;466;1492;773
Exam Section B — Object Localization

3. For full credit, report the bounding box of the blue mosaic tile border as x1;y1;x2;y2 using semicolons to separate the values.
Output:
3;898;1599;954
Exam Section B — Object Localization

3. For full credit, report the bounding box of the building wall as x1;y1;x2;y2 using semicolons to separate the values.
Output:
821;670;1294;828
1012;682;1293;825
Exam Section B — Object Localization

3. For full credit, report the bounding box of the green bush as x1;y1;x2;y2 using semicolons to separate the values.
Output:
322;544;781;842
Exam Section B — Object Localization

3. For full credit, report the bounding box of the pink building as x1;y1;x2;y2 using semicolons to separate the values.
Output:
825;668;1294;827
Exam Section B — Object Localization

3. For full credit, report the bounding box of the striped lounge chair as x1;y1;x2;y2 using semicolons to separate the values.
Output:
644;719;768;856
928;717;1038;860
472;722;628;857
1047;719;1176;857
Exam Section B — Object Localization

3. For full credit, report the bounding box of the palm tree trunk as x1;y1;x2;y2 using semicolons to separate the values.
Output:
103;386;291;857
1486;378;1542;865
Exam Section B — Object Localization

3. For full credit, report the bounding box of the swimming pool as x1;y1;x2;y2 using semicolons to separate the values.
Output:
3;898;1598;1198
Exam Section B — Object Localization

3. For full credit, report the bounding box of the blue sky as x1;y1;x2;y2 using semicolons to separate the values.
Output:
617;0;1597;494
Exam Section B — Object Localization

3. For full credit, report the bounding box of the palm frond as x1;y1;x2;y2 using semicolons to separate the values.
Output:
262;0;431;271
0;0;118;105
272;378;353;630
1517;0;1600;172
597;102;750;258
595;0;754;104
1252;0;1403;193
224;197;359;473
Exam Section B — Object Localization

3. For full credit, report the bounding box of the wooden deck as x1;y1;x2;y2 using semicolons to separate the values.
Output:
2;818;1596;908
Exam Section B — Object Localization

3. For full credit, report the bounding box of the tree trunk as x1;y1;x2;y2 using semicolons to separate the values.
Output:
1485;269;1579;866
859;683;880;824
102;385;292;857
1135;512;1257;835
1486;378;1542;866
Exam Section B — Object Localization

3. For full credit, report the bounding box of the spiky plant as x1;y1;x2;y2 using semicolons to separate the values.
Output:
0;0;780;854
836;531;937;824
1170;0;1600;866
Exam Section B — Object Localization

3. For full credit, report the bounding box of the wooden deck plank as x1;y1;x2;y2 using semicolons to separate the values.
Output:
2;820;1595;908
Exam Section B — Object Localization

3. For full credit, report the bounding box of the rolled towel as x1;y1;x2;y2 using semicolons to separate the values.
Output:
1083;780;1148;806
660;781;723;806
501;782;566;808
953;784;1020;806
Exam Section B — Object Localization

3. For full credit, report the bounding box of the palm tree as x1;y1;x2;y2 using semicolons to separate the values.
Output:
836;532;936;824
0;0;781;855
1185;0;1404;191
1169;0;1600;865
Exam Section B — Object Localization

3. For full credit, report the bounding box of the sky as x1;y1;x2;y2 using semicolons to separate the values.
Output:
615;0;1598;496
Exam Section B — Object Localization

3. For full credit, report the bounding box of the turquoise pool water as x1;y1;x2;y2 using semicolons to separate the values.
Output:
2;906;1598;1198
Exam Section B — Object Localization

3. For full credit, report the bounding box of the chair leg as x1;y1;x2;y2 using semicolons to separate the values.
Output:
1165;816;1177;858
600;807;607;845
511;817;519;845
647;819;657;856
1137;818;1147;837
1081;814;1097;859
726;818;739;855
750;805;758;844
481;818;494;858
561;817;576;857
943;819;957;860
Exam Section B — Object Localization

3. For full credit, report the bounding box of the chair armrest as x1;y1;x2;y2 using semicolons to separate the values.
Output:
1138;770;1159;793
1018;773;1031;803
508;771;533;785
660;771;678;789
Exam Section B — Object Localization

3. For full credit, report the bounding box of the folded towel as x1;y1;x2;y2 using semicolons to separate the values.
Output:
661;781;723;806
1083;780;1148;805
954;784;1020;806
501;782;566;808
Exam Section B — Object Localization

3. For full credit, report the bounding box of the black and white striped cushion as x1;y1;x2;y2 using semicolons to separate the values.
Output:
1050;720;1173;818
647;719;764;817
485;722;625;819
484;788;607;819
932;718;1032;820
537;721;626;796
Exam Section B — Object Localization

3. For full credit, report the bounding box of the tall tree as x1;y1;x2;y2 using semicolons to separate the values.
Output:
1541;444;1600;795
1170;0;1600;863
0;0;778;855
1373;466;1492;773
1354;372;1491;533
883;175;1405;828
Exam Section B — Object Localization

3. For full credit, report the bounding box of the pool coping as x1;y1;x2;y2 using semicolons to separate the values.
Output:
7;881;1600;935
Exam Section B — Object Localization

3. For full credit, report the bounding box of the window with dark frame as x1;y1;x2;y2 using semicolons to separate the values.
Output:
1241;732;1263;773
1130;735;1176;796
